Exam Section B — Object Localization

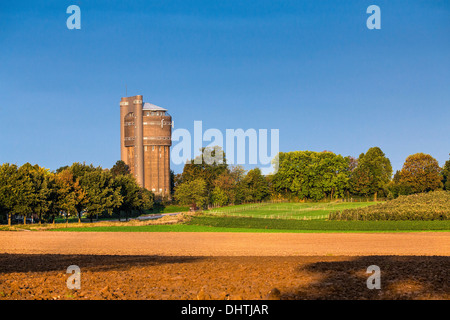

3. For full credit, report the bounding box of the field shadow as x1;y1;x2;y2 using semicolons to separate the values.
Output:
283;256;450;300
0;253;203;274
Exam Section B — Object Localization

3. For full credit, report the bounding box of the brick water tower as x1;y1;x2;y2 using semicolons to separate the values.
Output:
120;95;173;198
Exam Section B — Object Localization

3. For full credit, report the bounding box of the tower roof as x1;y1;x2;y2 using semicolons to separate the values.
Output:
143;102;167;111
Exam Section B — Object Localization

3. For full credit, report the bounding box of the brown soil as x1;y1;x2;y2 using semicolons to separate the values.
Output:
0;232;449;300
1;231;449;256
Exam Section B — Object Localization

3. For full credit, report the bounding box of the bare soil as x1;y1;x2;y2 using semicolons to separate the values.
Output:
0;232;449;300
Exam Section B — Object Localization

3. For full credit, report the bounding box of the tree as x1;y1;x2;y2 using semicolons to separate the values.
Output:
349;147;392;200
27;164;52;224
13;164;36;224
212;170;238;205
240;168;270;202
79;169;123;222
113;174;154;220
55;169;87;223
181;146;228;203
396;153;442;194
174;179;208;210
110;160;131;177
442;154;450;191
272;151;351;200
0;164;19;225
211;187;229;207
61;163;123;222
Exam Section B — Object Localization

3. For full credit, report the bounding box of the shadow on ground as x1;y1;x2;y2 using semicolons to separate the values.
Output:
0;253;202;273
282;256;450;300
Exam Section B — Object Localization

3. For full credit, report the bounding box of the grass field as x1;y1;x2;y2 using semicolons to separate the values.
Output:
4;200;450;233
147;204;190;214
52;215;450;233
206;201;379;220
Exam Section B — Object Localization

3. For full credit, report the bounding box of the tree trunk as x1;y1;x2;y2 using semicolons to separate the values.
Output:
374;191;378;202
23;216;26;225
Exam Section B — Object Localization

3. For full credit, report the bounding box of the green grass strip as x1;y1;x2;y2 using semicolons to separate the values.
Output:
50;216;450;233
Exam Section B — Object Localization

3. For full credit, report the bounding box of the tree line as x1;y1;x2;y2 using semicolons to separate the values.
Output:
272;148;450;201
173;147;270;209
2;147;449;222
173;146;450;208
0;161;153;225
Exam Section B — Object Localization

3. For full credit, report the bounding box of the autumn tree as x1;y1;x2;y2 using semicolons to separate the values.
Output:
396;153;442;194
55;169;87;223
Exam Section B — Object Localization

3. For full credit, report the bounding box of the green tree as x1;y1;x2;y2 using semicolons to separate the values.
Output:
240;168;270;202
211;187;229;207
0;164;19;225
27;164;52;224
272;151;350;200
110;160;131;177
174;179;208;209
113;174;154;220
79;169;123;222
12;164;37;224
181;146;228;203
349;147;392;200
61;163;123;221
442;154;450;191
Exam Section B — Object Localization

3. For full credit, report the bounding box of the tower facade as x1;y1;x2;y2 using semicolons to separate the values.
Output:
120;95;172;198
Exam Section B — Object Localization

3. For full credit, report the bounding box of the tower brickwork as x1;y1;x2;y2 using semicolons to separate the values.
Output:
120;95;172;198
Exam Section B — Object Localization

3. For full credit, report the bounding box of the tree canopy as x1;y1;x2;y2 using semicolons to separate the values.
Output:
271;151;351;200
349;147;392;199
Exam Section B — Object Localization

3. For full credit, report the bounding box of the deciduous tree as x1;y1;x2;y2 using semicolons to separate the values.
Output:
349;147;392;200
397;153;442;194
174;179;208;209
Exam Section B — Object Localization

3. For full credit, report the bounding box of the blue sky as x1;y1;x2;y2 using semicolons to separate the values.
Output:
0;0;449;174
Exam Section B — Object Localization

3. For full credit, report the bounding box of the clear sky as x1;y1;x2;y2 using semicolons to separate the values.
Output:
0;0;449;174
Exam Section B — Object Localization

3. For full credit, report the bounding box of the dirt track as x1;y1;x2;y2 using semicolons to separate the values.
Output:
1;231;449;256
0;232;449;300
